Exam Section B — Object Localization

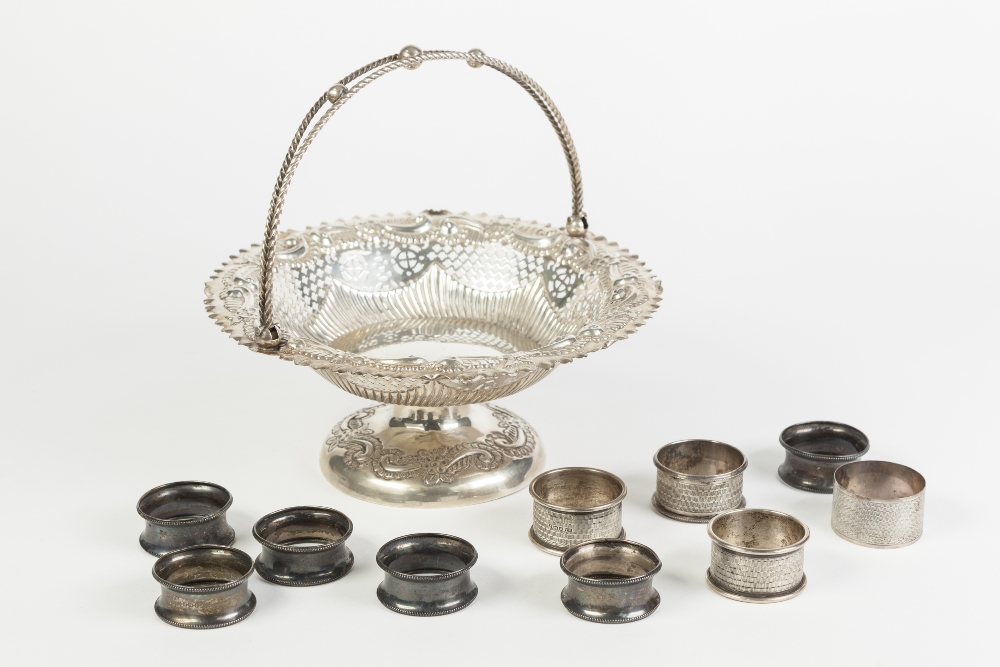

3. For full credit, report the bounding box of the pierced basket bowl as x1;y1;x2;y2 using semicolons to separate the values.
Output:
206;211;661;407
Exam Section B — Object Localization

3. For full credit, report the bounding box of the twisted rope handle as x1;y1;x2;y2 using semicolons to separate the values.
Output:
256;46;588;346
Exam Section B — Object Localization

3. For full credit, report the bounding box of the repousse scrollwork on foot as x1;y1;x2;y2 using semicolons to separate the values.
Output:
326;404;536;487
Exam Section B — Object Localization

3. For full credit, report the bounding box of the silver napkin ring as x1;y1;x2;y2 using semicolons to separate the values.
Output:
832;460;925;548
152;545;256;629
706;508;809;603
253;506;355;586
137;481;235;556
778;421;869;493
652;439;747;522
559;539;661;623
376;533;479;616
528;467;627;555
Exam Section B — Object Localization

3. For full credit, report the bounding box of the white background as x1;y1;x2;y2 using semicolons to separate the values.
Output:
2;1;997;664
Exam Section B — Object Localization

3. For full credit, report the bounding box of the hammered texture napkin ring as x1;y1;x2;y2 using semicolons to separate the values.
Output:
706;508;809;603
529;467;627;555
652;439;747;522
832;461;925;548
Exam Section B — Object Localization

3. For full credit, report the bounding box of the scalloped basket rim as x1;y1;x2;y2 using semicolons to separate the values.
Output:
205;213;662;382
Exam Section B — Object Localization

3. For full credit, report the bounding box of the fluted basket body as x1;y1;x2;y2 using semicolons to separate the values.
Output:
206;212;661;407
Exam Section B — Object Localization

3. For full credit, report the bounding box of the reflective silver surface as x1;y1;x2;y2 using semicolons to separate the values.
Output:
652;440;747;523
832;460;925;548
205;48;661;508
208;212;660;404
528;467;627;555
208;211;658;507
706;509;809;604
320;402;544;507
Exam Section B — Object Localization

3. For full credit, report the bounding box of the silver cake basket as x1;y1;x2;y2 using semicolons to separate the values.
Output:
205;47;661;508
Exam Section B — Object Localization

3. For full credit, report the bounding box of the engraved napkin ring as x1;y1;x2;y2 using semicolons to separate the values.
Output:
137;481;235;556
528;467;627;555
152;545;256;629
652;439;747;522
778;421;869;493
706;508;809;603
376;533;479;616
559;539;661;624
253;506;355;586
832;461;925;548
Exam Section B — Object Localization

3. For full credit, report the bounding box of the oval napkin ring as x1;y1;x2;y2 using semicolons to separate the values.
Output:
375;533;478;616
560;539;662;623
152;545;256;629
137;481;235;556
253;506;355;586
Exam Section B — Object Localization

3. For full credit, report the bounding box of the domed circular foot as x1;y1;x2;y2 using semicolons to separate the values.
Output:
320;402;545;508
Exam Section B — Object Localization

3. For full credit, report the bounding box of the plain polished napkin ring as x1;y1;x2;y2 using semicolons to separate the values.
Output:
832;460;925;548
652;439;747;523
376;533;479;616
778;421;869;493
137;481;235;556
528;467;627;555
559;539;662;624
706;508;809;604
253;506;355;586
152;545;256;629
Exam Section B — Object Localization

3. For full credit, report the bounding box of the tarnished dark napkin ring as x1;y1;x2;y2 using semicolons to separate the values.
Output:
253;506;354;586
706;508;809;603
137;481;235;556
152;545;256;629
652;439;747;522
376;533;478;616
832;460;925;548
560;539;661;624
778;421;869;493
529;467;627;555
